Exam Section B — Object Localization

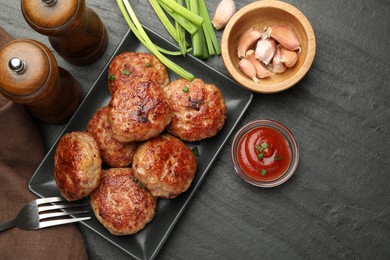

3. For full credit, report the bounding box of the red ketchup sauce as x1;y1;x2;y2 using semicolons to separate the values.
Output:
237;126;291;181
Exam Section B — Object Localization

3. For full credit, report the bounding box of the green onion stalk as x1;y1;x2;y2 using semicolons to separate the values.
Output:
117;0;195;81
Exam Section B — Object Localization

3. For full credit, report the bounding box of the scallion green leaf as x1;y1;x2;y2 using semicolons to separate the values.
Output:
158;0;199;35
175;0;188;55
261;169;267;176
188;0;204;57
158;0;204;26
198;0;220;55
149;0;179;42
149;0;220;59
118;0;195;81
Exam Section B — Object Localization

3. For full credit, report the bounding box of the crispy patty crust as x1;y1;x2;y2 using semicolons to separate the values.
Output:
107;52;169;94
108;79;172;143
132;134;197;198
87;106;137;167
163;78;227;142
54;131;102;201
90;168;157;235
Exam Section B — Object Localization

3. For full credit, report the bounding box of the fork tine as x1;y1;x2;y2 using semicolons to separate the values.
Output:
38;202;89;212
39;209;90;220
35;197;66;204
38;217;91;229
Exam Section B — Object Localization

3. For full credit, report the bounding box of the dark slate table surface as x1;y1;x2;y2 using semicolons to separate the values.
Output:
1;0;389;259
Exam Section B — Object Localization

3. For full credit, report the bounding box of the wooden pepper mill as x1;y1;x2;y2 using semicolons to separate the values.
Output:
0;39;80;124
21;0;108;66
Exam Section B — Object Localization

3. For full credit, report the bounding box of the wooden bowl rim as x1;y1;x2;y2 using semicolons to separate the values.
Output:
221;0;316;94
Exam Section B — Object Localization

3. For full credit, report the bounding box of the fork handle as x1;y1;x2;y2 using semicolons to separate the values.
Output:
0;220;15;232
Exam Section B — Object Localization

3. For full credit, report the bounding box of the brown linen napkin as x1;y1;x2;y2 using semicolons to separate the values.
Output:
0;95;88;260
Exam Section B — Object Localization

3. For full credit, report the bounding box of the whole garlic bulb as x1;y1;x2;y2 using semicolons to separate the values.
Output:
212;0;236;30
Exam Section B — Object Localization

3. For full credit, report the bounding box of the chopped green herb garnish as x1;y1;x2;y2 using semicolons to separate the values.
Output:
123;69;131;76
182;86;189;93
274;155;283;161
261;142;269;149
257;153;264;159
255;145;263;153
109;74;116;81
145;62;151;67
261;169;267;176
191;146;199;157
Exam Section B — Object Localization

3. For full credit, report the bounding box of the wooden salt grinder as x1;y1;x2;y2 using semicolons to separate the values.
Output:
0;39;80;124
21;0;108;66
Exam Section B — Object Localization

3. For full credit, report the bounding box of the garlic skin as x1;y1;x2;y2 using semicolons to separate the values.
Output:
279;46;298;67
238;58;259;83
272;45;287;73
237;28;262;59
212;0;236;30
246;50;271;78
254;33;276;65
269;24;301;51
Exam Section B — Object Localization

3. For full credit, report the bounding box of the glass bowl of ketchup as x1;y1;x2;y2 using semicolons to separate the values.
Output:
231;119;299;187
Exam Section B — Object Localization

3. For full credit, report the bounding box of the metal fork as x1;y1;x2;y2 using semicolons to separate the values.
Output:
0;197;91;232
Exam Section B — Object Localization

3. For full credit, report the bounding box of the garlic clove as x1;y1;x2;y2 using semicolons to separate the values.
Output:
237;28;262;59
254;33;276;65
212;0;236;30
269;24;301;51
272;45;287;73
246;49;271;78
279;46;298;67
238;58;259;83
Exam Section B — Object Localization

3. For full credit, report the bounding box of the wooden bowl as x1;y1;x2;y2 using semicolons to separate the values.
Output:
221;0;316;93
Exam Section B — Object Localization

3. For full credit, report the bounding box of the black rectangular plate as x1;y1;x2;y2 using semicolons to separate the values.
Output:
29;27;253;260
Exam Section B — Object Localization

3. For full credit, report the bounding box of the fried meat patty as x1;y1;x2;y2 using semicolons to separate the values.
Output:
54;131;102;201
163;78;227;142
107;52;169;94
90;168;157;235
132;134;197;198
108;80;172;143
86;106;137;167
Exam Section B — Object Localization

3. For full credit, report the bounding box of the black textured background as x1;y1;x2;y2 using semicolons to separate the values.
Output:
1;0;389;259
